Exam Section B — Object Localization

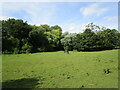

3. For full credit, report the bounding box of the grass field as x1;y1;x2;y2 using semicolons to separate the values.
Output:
2;49;118;88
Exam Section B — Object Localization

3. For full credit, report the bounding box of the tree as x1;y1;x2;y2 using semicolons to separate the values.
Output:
116;32;120;48
28;27;49;52
40;24;51;32
97;29;119;50
2;19;119;54
2;36;19;53
2;18;32;39
2;18;32;53
42;25;63;51
61;32;77;50
85;22;105;32
50;25;62;50
75;28;99;51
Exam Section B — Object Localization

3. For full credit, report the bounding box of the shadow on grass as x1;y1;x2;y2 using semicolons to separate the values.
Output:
2;77;43;89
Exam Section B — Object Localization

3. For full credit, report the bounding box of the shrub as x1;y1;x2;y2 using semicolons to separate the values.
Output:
13;48;19;54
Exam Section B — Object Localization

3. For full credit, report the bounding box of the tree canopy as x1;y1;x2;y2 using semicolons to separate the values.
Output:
2;19;120;54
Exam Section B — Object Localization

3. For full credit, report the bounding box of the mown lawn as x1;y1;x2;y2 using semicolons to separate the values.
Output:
2;49;118;88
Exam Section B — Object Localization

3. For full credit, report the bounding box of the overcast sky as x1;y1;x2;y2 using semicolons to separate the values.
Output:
1;2;118;33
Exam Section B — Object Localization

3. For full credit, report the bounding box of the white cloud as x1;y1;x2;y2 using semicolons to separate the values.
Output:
25;5;56;25
97;23;118;30
0;16;8;20
103;16;118;22
60;23;86;33
1;2;118;33
0;16;17;20
80;3;108;17
1;3;56;25
102;16;118;29
61;19;118;33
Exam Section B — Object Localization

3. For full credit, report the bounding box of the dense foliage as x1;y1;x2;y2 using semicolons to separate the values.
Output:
1;19;120;54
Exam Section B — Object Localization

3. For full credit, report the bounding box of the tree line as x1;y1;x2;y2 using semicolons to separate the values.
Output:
1;18;120;54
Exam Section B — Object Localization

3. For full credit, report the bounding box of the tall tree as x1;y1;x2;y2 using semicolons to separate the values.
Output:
97;29;119;50
2;18;32;53
61;32;77;50
75;28;98;51
28;27;49;52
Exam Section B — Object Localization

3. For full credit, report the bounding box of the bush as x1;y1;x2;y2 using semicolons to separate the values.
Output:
26;47;32;53
64;46;69;50
13;48;19;54
37;47;46;52
22;44;32;53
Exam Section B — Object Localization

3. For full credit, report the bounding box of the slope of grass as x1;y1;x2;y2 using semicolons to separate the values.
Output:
2;49;118;88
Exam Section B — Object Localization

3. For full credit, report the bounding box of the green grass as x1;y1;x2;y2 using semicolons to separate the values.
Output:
2;49;118;88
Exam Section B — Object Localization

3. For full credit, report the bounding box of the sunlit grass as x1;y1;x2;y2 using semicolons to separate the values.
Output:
2;49;118;88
